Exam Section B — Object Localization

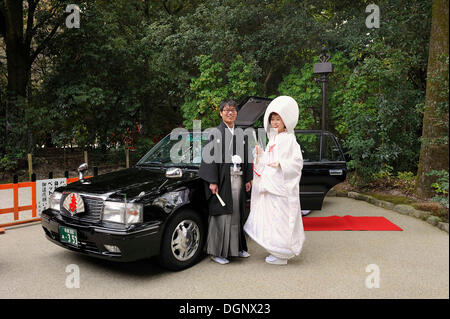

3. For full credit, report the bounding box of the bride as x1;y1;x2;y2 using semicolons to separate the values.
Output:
244;96;305;265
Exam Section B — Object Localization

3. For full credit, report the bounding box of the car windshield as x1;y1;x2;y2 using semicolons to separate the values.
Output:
136;132;209;168
137;129;343;168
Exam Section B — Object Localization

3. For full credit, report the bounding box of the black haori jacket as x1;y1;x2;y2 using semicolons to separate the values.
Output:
198;121;253;218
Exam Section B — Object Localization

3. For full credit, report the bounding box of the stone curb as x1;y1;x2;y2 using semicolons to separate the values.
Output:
328;190;449;234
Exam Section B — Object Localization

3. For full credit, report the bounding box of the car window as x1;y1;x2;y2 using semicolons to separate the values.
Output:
296;133;320;162
322;134;342;162
295;132;342;162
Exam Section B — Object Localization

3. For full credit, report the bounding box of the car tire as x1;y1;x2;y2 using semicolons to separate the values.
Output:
157;208;205;271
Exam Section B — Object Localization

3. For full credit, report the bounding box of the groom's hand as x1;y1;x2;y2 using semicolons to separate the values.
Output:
245;182;252;192
209;183;218;194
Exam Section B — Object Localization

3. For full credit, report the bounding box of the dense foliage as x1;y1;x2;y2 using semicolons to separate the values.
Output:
1;0;447;197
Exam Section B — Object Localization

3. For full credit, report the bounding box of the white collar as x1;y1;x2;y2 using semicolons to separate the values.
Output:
224;122;234;134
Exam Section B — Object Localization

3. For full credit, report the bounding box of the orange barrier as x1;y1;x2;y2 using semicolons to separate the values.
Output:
0;181;37;230
0;176;92;233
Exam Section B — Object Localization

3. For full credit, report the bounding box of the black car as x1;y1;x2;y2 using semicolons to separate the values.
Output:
41;97;347;270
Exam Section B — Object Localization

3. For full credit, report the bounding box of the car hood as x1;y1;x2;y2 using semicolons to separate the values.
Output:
59;167;198;200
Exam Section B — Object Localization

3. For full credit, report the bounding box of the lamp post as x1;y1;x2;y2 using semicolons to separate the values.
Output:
313;47;333;161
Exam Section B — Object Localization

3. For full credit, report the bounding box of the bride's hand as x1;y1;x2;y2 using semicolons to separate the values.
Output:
255;145;263;156
268;162;280;168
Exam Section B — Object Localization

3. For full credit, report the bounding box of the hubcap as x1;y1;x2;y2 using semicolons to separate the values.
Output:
171;220;200;261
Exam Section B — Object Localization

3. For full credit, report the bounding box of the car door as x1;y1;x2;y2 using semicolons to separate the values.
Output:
295;130;347;210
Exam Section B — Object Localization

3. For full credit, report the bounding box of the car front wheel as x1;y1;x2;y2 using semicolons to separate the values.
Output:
158;209;205;271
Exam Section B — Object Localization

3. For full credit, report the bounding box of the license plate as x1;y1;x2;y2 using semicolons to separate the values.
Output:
59;226;78;246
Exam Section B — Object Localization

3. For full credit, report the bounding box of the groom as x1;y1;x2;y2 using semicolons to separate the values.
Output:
198;100;253;264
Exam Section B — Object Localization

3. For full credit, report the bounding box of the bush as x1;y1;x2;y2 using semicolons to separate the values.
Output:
393;171;416;195
426;170;449;209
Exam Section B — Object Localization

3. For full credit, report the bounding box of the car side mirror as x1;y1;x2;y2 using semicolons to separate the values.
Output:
344;154;351;162
78;163;89;183
166;167;183;178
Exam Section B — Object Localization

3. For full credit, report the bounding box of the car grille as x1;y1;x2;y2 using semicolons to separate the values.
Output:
60;194;104;222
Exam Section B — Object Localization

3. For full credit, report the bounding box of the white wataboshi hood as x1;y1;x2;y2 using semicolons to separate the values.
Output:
263;96;299;139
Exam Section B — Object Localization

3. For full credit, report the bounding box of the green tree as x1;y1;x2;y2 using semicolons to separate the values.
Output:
300;0;432;186
181;55;258;128
0;0;67;171
40;1;149;150
278;52;352;133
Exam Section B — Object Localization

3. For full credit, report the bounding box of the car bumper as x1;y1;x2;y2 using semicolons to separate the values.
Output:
41;209;163;262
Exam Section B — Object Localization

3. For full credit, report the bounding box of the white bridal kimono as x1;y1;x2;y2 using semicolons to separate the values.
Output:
244;96;305;260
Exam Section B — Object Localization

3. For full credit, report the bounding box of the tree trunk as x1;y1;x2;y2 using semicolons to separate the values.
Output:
416;0;449;198
3;0;28;95
263;66;274;96
3;0;28;116
2;0;30;156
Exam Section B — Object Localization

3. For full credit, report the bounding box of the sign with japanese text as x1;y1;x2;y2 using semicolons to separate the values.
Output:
36;178;67;215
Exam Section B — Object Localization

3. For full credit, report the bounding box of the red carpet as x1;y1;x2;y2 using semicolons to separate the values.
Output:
302;215;403;231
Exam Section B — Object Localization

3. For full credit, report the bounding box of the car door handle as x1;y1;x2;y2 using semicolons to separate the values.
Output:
329;169;343;176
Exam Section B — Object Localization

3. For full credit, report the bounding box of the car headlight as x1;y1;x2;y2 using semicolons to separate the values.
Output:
101;201;143;225
49;191;62;211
